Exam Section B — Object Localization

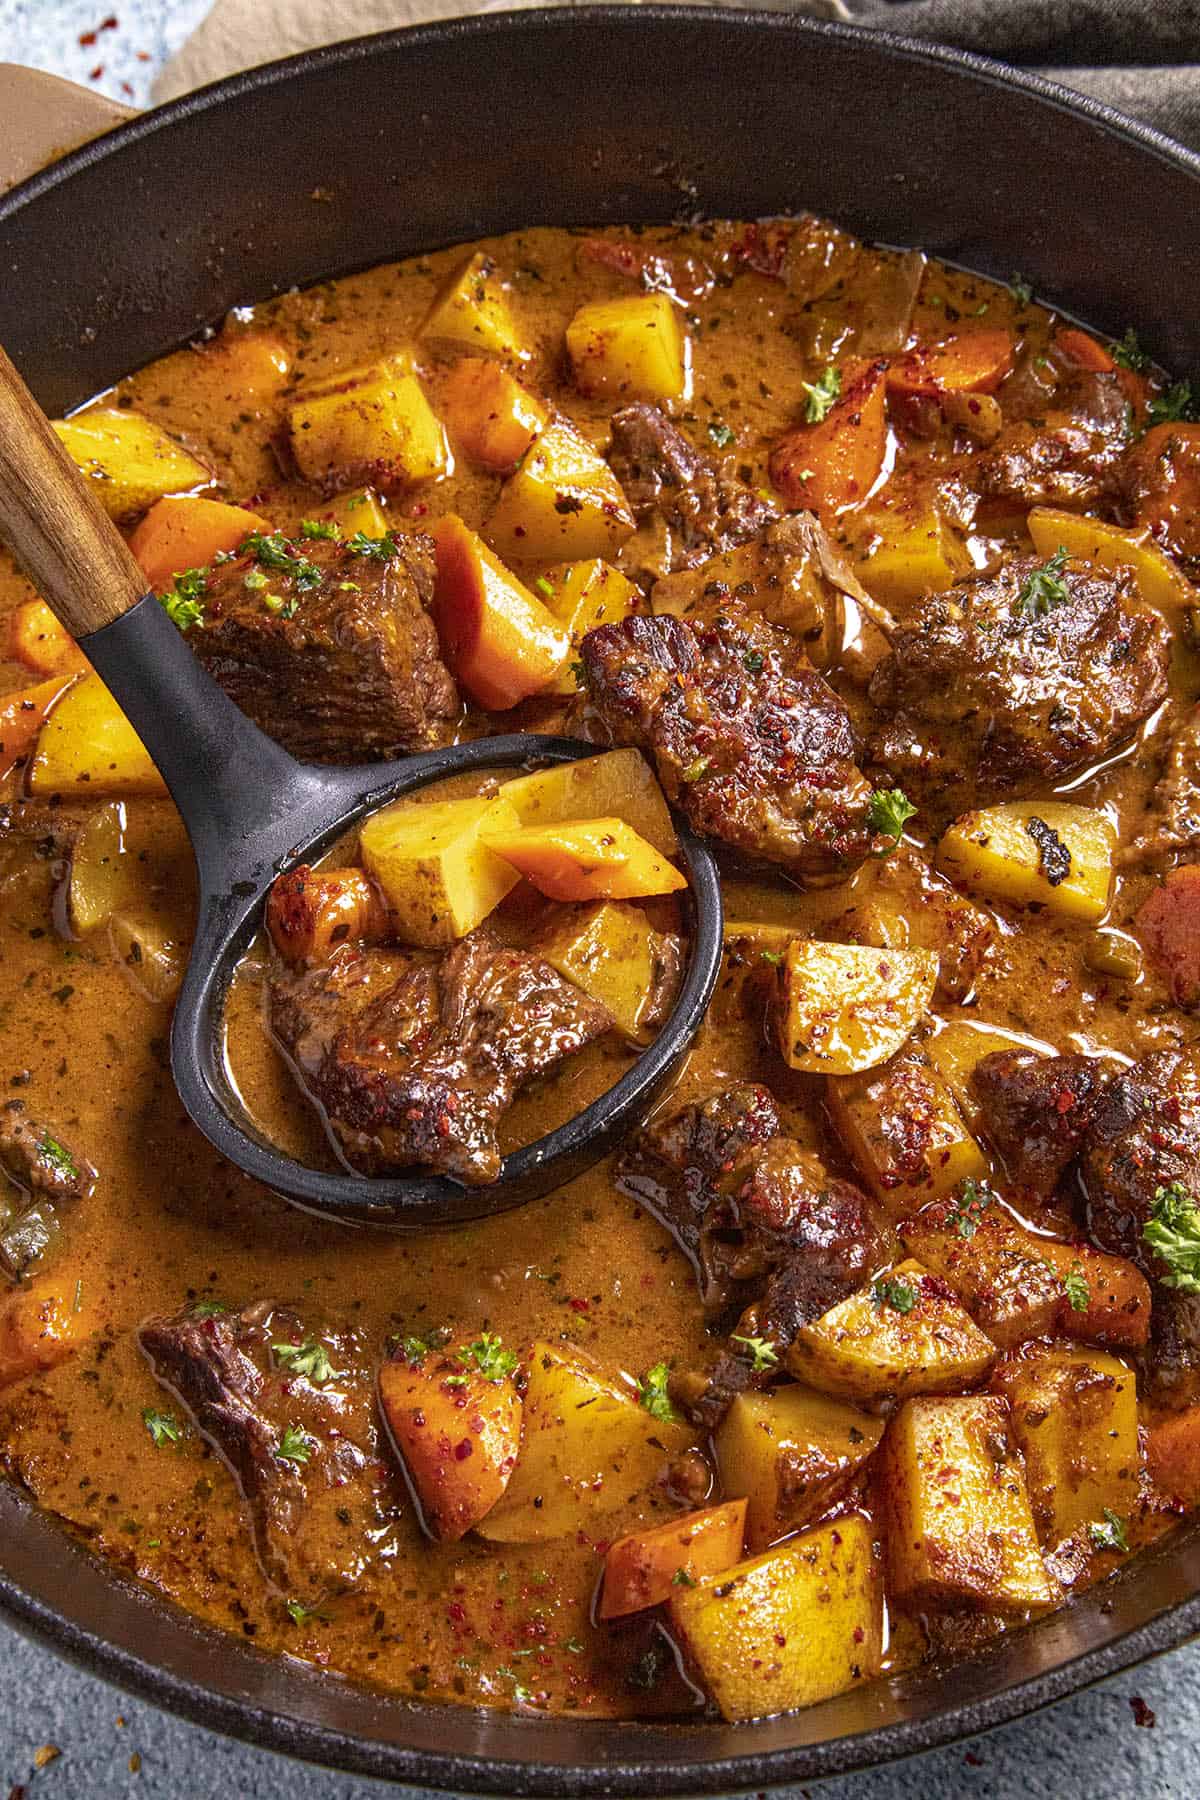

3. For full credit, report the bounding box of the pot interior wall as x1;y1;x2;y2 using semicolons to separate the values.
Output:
1;8;1200;1789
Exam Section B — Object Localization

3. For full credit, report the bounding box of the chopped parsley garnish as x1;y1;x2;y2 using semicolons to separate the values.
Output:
534;576;555;601
708;421;736;449
731;1334;780;1373
242;531;323;591
401;1334;429;1364
242;569;268;591
682;755;712;784
1010;273;1033;308
564;1637;585;1655
344;530;399;560
274;1338;336;1383
743;649;764;674
1017;546;1071;616
760;949;783;966
1113;327;1150;373
286;1597;331;1625
637;1361;680;1422
1064;1263;1091;1313
1147;380;1198;428
142;1407;182;1448
801;363;842;424
948;1177;994;1240
1025;815;1072;887
1143;1181;1200;1294
1088;1508;1129;1553
457;1332;518;1383
671;1567;697;1588
276;1424;315;1466
299;518;340;539
570;659;587;690
868;787;917;855
38;1133;77;1181
872;1277;917;1315
191;1299;228;1318
159;566;207;631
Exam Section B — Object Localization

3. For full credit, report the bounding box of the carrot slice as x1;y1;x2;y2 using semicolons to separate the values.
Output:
1053;326;1115;372
1136;863;1200;1008
128;495;268;591
0;674;79;783
887;328;1015;397
600;1500;747;1619
769;356;889;519
6;598;86;677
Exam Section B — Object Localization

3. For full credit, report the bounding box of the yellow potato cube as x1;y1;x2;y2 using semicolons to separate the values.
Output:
485;415;635;561
53;408;211;520
775;940;938;1075
853;501;970;607
288;355;448;493
992;1349;1140;1551
884;1395;1060;1612
788;1259;996;1402
1028;506;1197;615
482;817;686;902
714;1384;884;1553
327;487;390;538
827;1047;988;1217
359;792;521;947
27;673;166;798
536;901;676;1041
420;251;528;362
538;559;642;693
937;801;1116;925
477;1341;692;1543
668;1516;883;1722
566;293;688;403
500;749;677;856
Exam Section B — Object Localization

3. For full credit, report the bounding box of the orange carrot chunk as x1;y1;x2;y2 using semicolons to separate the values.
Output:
769;356;889;519
600;1501;747;1619
1137;863;1200;1008
887;327;1015;397
128;495;268;591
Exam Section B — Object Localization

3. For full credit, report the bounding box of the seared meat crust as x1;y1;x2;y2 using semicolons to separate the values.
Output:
608;404;777;571
971;1050;1105;1206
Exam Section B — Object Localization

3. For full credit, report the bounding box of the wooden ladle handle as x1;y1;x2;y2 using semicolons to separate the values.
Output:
0;342;148;639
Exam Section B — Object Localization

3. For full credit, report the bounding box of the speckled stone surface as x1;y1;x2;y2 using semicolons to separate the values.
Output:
2;1;1200;1794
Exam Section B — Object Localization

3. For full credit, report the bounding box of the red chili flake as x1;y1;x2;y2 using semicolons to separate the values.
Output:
89;65;104;80
79;29;98;45
1054;1088;1077;1115
1129;1696;1156;1728
101;13;118;27
569;1297;590;1314
853;1625;865;1644
136;50;151;61
454;1438;474;1461
120;81;133;97
447;1602;466;1624
964;1751;984;1766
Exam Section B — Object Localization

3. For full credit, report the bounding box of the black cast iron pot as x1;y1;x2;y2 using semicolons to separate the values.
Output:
2;8;1200;1790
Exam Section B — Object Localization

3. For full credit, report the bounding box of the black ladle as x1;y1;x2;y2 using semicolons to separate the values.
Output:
0;344;723;1228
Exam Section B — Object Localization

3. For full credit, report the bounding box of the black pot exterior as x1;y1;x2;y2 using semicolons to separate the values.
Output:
2;7;1200;1789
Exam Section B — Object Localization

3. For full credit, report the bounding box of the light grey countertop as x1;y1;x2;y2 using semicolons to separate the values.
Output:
1;2;1198;1794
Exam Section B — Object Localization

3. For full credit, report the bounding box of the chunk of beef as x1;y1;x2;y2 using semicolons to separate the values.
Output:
971;1050;1104;1206
1122;705;1200;868
139;1301;392;1598
193;530;458;762
270;930;612;1184
829;846;995;1003
618;1085;880;1427
1080;1045;1200;1408
968;360;1133;510
0;1103;94;1204
582;603;878;880
607;405;777;572
868;555;1170;806
1117;422;1200;571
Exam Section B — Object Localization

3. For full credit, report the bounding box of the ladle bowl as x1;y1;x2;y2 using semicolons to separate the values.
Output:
0;343;723;1227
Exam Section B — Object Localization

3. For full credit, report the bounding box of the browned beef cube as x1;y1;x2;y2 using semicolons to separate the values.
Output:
581;602;877;880
970;1049;1105;1206
608;404;777;571
1080;1045;1200;1269
192;530;459;762
868;555;1170;806
270;930;612;1184
0;1102;93;1204
969;356;1133;510
139;1301;393;1599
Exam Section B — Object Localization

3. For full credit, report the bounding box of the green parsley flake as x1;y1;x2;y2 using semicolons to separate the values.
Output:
345;530;399;560
299;518;340;539
142;1407;182;1448
274;1338;336;1383
159;566;207;632
743;649;764;674
801;364;841;424
872;1277;917;1315
242;531;323;591
1010;274;1034;308
1143;1181;1200;1294
570;659;587;690
191;1299;228;1318
457;1332;518;1383
731;1334;779;1373
276;1425;314;1466
1088;1508;1129;1553
401;1334;429;1364
671;1567;697;1588
1064;1263;1091;1313
1147;380;1198;428
682;755;712;784
38;1133;78;1181
947;1177;994;1240
534;576;555;601
637;1361;680;1422
708;421;736;449
1113;328;1150;373
1017;546;1071;617
286;1597;331;1625
867;787;917;854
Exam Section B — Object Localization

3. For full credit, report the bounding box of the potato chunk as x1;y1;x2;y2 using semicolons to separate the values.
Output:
68;800;192;937
378;1341;523;1541
0;1274;101;1390
774;940;938;1075
432;515;569;708
485;415;636;561
287;354;448;493
500;748;677;856
566;293;688;403
714;1384;884;1553
420;252;528;362
937;802;1116;925
599;1500;746;1619
884;1395;1060;1612
0;674;79;783
854;499;970;606
992;1348;1140;1550
1028;505;1197;615
827;1046;988;1216
788;1259;996;1402
359;792;521;947
476;1341;692;1543
53;407;211;520
535;901;676;1040
540;558;642;693
327;487;391;538
440;357;547;470
482;818;687;902
668;1516;883;1721
27;672;166;798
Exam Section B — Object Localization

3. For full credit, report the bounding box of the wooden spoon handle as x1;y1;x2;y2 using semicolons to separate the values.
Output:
0;341;148;638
